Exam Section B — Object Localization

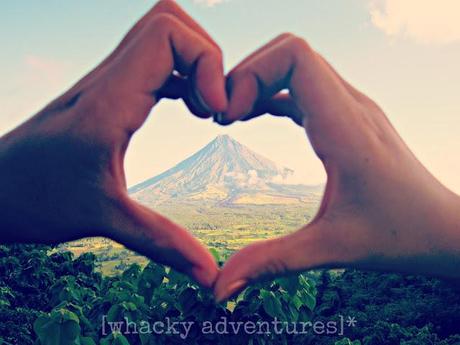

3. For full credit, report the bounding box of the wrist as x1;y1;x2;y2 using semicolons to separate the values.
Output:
434;188;460;254
402;183;460;279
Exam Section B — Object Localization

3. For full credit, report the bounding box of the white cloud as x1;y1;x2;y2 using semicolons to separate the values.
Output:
223;168;304;187
247;170;259;185
369;0;460;44
193;0;226;7
271;171;304;185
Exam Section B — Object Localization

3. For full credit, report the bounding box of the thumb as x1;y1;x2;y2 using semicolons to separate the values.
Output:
107;196;218;288
214;221;337;301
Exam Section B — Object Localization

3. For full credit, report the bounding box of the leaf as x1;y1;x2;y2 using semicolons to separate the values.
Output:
107;305;122;323
260;290;286;320
122;264;141;283
139;333;151;345
101;333;131;345
276;276;300;296
0;337;14;345
79;337;96;345
113;334;130;345
335;338;361;345
114;281;136;291
288;303;299;322
34;310;81;345
209;248;221;265
298;289;316;311
178;287;199;315
120;302;137;312
54;309;80;324
138;262;165;303
166;269;188;287
291;294;303;310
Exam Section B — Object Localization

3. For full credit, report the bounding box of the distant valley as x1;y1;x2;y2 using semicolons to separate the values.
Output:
62;135;323;274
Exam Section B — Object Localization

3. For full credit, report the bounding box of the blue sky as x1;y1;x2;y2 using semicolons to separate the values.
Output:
1;0;459;193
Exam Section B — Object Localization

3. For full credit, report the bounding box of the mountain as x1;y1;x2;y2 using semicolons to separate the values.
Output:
130;135;322;205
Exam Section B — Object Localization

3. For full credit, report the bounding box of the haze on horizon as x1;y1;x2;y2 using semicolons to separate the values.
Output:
1;0;459;193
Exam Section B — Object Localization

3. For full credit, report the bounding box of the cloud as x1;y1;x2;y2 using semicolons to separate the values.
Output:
193;0;226;7
369;0;460;44
223;168;303;188
224;170;264;188
247;170;259;185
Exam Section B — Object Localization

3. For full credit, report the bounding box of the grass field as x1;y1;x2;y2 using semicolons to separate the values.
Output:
61;198;321;275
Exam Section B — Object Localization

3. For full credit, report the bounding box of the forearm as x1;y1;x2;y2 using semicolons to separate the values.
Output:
353;184;460;279
430;188;460;276
0;137;44;243
0;124;81;244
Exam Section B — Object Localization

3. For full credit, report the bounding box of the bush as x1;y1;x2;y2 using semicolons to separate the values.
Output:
1;244;460;344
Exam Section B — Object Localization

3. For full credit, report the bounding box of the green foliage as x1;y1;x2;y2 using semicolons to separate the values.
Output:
34;309;81;345
0;244;103;344
60;201;320;275
2;245;460;344
0;244;318;345
335;338;361;345
312;270;460;345
209;248;221;266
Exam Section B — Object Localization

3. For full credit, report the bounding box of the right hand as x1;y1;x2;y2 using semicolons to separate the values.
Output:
214;33;460;301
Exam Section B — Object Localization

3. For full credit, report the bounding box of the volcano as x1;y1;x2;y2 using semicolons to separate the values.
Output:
129;135;321;205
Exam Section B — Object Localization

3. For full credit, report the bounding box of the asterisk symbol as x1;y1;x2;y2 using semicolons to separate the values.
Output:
346;316;358;328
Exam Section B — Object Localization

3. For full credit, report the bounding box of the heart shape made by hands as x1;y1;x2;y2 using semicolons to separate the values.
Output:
3;0;452;302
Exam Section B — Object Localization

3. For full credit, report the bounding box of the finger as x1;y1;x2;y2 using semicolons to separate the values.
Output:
157;74;187;100
152;0;220;49
239;92;304;126
85;0;220;83
239;51;369;126
46;0;222;115
128;0;226;118
213;34;296;126
214;221;338;301
222;33;354;131
106;13;227;131
110;197;219;288
220;42;371;127
117;0;225;119
157;73;222;119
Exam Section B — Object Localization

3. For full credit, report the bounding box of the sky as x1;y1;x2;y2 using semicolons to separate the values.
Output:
1;0;459;193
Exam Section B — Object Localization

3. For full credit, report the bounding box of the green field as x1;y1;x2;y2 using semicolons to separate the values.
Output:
61;199;321;275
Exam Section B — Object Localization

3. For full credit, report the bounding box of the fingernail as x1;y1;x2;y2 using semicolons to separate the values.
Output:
213;112;233;126
193;89;212;114
213;112;224;123
193;265;218;289
216;279;247;302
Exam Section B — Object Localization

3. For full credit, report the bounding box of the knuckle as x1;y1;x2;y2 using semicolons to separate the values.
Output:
210;46;224;64
226;68;246;85
277;32;297;41
149;12;179;32
152;0;177;13
212;45;224;59
286;35;313;55
204;43;223;61
228;63;252;80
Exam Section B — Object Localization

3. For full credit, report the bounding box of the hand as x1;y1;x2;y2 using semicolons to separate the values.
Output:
0;0;228;288
214;34;460;300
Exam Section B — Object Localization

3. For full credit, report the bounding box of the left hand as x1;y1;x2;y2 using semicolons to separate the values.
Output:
0;0;227;287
